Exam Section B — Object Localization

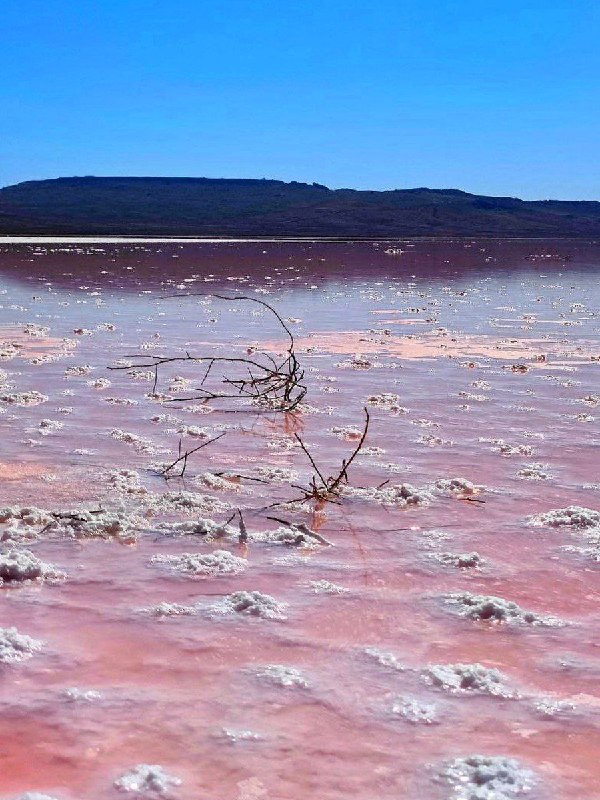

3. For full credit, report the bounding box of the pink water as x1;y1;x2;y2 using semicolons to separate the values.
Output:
0;239;599;799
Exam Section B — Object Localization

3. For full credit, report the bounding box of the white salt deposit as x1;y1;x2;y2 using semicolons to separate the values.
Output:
0;390;49;406
110;429;163;454
0;548;65;584
517;463;551;480
214;590;287;620
528;506;600;529
253;664;310;688
151;549;247;577
444;755;537;799
434;478;478;495
366;393;408;413
364;647;405;672
63;687;103;702
156;518;237;541
38;419;63;435
343;482;432;506
114;763;182;794
0;626;43;663
143;602;198;618
433;552;483;569
389;695;437;724
424;663;515;697
307;579;349;594
154;491;229;515
108;469;148;496
444;592;563;626
253;465;299;483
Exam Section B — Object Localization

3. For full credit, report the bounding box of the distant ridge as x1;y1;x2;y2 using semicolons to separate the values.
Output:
1;176;600;237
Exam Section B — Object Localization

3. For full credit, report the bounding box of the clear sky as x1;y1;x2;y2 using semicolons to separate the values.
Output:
2;0;599;199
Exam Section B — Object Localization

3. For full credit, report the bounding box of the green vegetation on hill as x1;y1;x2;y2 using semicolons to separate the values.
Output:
1;177;600;237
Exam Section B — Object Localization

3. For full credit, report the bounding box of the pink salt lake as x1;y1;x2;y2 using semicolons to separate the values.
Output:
0;239;599;799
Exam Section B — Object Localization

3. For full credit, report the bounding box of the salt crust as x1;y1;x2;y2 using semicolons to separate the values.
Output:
0;390;48;406
11;794;62;800
424;663;515;698
212;590;287;620
366;393;408;413
433;552;483;569
0;548;65;584
444;592;563;626
114;764;182;795
253;664;310;688
142;602;198;617
156;518;236;541
0;626;43;663
389;695;437;724
219;728;263;743
151;550;247;577
342;482;433;506
433;478;478;495
152;491;229;515
364;647;405;672
444;755;537;799
528;505;600;529
63;687;103;702
307;579;349;594
517;463;550;480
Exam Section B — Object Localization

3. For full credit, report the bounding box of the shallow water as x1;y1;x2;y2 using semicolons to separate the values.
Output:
0;238;599;799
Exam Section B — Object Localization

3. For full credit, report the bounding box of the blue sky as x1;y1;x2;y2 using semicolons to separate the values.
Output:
1;0;599;198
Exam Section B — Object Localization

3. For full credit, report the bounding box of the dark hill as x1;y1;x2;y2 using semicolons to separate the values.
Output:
1;176;600;237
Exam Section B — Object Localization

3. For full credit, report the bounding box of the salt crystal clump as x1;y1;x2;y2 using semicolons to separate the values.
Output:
444;592;563;627
433;552;483;569
38;419;63;435
498;442;533;457
424;663;515;697
444;755;537;799
366;393;408;414
153;491;229;515
0;390;48;406
0;548;65;584
389;696;437;724
51;508;143;540
517;463;550;480
214;591;287;620
110;429;162;454
330;425;363;440
114;764;182;794
108;469;148;496
11;794;62;800
64;364;93;376
254;664;310;688
63;686;103;702
219;728;263;744
364;647;405;672
0;507;52;527
143;602;198;618
307;579;349;594
343;482;433;506
253;525;321;548
151;550;247;577
0;626;43;663
88;377;111;389
528;506;600;529
253;465;299;483
434;478;478;495
534;697;576;717
194;472;244;492
156;518;236;541
176;425;210;438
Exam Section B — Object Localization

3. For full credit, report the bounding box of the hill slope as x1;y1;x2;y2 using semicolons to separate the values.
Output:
1;177;600;237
